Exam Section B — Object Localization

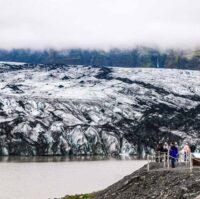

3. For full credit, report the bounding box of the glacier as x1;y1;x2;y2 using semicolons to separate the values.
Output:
0;62;200;156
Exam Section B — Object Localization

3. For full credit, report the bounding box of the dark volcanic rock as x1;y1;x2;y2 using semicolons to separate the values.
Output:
95;67;113;79
93;164;200;199
62;75;70;80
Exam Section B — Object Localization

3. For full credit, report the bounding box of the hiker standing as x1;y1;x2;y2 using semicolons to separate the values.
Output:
183;142;191;161
175;142;179;162
190;142;196;153
163;142;169;153
156;143;164;162
170;142;178;168
163;142;169;161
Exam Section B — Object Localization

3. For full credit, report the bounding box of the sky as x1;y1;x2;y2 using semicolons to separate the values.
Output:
0;0;200;50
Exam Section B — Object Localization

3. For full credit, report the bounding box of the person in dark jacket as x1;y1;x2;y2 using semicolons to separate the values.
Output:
170;142;178;168
190;143;196;153
156;143;164;162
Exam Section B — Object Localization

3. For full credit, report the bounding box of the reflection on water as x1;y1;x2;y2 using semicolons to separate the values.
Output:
0;156;146;199
0;155;139;162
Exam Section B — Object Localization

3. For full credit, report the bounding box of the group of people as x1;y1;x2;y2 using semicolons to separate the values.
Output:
156;142;194;168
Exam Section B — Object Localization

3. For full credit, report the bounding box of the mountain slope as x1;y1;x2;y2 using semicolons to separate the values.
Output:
1;48;200;69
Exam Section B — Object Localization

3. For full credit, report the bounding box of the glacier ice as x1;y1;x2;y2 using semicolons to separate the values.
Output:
0;63;199;156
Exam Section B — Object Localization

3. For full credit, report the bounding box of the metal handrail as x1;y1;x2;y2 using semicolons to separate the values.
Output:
147;152;197;171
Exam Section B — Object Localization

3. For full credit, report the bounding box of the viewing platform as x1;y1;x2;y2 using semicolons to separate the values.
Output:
147;152;200;172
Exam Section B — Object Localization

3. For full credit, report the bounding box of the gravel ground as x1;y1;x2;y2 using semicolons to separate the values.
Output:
92;163;200;199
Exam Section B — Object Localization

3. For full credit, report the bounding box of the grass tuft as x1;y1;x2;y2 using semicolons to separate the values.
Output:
62;192;96;199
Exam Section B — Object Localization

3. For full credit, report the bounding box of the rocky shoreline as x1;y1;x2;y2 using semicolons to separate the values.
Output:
91;163;200;199
62;163;200;199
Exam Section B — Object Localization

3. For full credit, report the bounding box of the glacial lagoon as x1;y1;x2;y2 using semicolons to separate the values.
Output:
0;156;146;199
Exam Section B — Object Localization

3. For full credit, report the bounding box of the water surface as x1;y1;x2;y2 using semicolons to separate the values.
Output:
0;156;146;199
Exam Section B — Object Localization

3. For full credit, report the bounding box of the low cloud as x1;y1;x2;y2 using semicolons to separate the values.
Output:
0;0;200;50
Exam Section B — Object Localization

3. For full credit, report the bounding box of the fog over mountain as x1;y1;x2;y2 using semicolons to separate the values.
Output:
1;47;200;70
0;0;200;50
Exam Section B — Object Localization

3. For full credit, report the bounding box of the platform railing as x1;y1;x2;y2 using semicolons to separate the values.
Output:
147;152;199;171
